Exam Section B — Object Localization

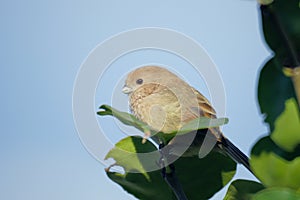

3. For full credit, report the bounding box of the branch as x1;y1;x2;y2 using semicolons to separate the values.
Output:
163;164;188;200
159;143;188;200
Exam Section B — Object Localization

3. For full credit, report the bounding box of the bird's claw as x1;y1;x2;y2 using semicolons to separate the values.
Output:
142;130;151;144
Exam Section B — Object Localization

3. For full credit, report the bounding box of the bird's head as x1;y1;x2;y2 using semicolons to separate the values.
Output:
122;65;179;95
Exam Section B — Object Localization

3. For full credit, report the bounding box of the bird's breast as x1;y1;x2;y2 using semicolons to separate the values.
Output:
129;86;182;133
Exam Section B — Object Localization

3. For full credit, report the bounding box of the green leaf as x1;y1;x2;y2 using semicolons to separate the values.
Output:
105;136;161;175
257;57;296;131
98;105;152;135
105;136;236;200
258;0;274;5
176;117;228;136
106;171;176;200
252;188;300;200
224;179;265;200
98;104;228;142
251;136;300;190
174;153;236;200
260;0;300;67
105;136;175;200
258;0;300;130
271;98;300;152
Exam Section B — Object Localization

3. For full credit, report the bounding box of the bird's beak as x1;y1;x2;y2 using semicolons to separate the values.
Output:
122;85;133;94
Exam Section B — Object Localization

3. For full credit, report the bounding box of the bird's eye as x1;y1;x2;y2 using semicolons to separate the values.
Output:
136;79;143;85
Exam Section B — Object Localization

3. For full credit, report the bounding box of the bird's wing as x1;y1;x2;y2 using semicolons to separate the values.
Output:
189;87;217;119
182;87;223;140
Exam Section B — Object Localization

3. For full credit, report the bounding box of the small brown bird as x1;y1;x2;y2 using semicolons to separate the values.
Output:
122;65;250;171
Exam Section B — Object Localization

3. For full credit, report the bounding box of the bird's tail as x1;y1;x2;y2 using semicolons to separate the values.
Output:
220;137;252;173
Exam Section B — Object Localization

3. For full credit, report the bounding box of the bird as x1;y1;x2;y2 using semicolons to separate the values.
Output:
122;65;251;172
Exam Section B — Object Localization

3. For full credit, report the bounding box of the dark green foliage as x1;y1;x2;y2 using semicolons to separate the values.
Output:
224;180;264;200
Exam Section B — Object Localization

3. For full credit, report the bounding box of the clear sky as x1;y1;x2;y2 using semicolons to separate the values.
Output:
1;0;270;199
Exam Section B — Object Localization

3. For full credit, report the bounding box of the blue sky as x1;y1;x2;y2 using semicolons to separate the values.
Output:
1;0;270;199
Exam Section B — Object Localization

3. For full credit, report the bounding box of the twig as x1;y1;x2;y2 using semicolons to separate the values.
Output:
163;164;188;200
159;143;188;200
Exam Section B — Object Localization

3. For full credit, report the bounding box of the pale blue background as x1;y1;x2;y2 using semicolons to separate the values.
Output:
1;0;270;199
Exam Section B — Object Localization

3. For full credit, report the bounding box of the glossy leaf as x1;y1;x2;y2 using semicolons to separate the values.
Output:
98;104;228;142
98;105;152;135
251;136;300;190
257;0;300;130
271;98;300;152
105;136;236;200
252;188;300;200
257;57;295;131
105;136;175;200
224;179;265;200
105;136;161;174
260;0;300;68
